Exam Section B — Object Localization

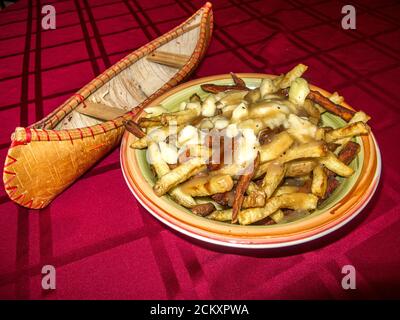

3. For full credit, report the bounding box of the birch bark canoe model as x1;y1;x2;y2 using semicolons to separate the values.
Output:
3;2;213;209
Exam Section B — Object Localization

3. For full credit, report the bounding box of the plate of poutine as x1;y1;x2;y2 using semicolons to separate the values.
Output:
120;64;381;248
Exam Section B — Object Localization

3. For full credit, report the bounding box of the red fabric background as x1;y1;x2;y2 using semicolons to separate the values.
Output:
0;0;399;300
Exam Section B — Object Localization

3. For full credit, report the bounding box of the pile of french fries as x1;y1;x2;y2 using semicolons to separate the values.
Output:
126;64;371;226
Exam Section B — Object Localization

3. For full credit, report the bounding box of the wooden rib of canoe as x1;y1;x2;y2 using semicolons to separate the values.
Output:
3;2;213;209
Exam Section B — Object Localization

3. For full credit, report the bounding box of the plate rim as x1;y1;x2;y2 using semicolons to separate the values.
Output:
120;73;382;249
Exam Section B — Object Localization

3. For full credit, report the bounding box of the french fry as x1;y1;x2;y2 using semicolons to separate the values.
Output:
244;88;261;103
232;153;260;223
169;189;198;208
130;126;179;149
153;157;206;196
319;151;354;177
180;174;234;197
329;92;344;105
279;141;327;163
148;143;170;177
338;141;360;165
231;72;246;87
285;159;317;177
273;185;299;196
209;163;243;178
124;120;145;138
261;162;286;198
258;131;294;163
209;188;265;208
138;116;162;128
130;136;151;149
148;142;197;208
254;161;270;179
201;74;249;93
311;165;328;198
211;191;235;207
243;191;265;208
238;193;318;225
280;64;308;89
297;178;313;193
302;99;321;119
191;203;216;216
335;111;371;147
161;109;199;125
207;209;232;222
307;90;355;121
218;90;249;106
259;76;283;97
325;141;360;178
143;105;169;118
246;181;263;195
325;121;369;143
270;209;285;224
322;176;340;200
349;111;370;123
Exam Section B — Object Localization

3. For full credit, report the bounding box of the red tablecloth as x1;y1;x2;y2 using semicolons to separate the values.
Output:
1;0;399;300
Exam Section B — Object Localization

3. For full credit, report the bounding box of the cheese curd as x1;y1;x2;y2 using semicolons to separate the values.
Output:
231;102;249;122
288;77;310;106
287;113;317;143
201;95;217;117
144;105;168;117
177;125;198;145
159;141;179;164
212;116;230;129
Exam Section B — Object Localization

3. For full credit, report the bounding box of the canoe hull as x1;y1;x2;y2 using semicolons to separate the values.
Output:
3;3;213;209
4;127;124;209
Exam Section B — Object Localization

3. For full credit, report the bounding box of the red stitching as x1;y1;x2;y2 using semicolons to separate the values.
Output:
66;130;74;145
53;113;60;126
77;128;84;139
73;93;85;102
100;124;107;133
24;199;33;208
4;155;17;168
8;189;17;197
13;194;24;202
110;119;118;129
3;174;16;186
43;129;50;141
32;128;41;141
54;130;62;141
88;127;95;139
10;140;25;148
25;127;31;143
73;93;86;108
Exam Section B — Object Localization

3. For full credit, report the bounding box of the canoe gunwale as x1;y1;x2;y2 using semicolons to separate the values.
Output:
12;2;213;144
